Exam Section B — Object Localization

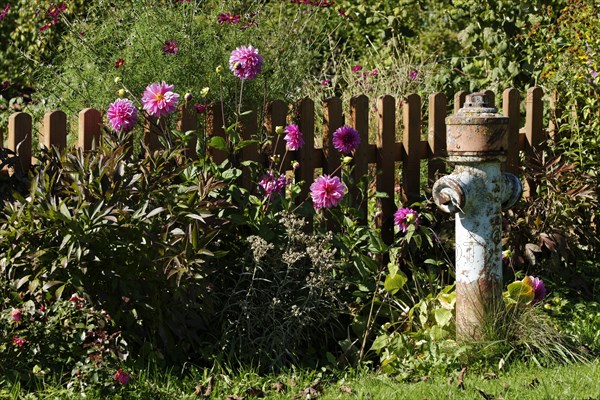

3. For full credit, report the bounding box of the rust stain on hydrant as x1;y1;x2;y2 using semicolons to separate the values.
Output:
432;92;522;341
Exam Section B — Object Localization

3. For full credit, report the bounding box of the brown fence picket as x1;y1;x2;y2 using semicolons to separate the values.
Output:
503;88;520;174
78;108;102;151
322;97;344;176
454;91;467;113
267;100;289;167
143;118;164;153
41;110;67;150
402;93;421;204
376;95;396;245
525;87;544;156
428;92;447;185
350;95;369;224
483;89;496;108
240;108;258;191
177;106;198;159
8;112;32;173
207;102;227;164
296;97;316;213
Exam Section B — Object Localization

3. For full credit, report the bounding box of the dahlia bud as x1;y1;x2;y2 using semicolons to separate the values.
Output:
117;89;126;98
215;65;223;75
114;76;122;84
292;161;300;169
342;156;353;165
200;87;210;98
275;125;284;135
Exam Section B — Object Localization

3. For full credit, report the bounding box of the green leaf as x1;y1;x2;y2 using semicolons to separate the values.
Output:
207;136;229;153
222;168;241;180
506;281;534;304
384;263;408;295
146;207;165;219
429;325;450;341
434;308;453;327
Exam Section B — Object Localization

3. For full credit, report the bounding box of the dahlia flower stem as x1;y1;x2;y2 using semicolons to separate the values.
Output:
219;76;228;149
277;148;288;175
359;265;385;363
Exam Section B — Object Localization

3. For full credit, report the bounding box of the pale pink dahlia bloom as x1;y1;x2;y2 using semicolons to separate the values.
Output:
310;175;345;209
229;45;263;80
141;82;180;118
394;207;420;233
284;124;304;151
107;98;138;132
332;125;360;154
527;276;547;303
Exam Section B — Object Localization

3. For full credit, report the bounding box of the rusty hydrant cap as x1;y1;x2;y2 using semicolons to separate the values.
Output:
446;92;509;160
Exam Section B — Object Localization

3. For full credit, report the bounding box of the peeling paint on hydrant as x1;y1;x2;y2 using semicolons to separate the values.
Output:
432;93;522;341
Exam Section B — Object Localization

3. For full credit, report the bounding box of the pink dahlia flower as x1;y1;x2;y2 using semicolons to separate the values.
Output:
114;369;130;385
310;175;345;209
394;207;420;233
332;125;360;154
527;276;547;303
142;82;180;118
284;124;304;151
259;170;288;200
107;98;138;133
229;45;263;81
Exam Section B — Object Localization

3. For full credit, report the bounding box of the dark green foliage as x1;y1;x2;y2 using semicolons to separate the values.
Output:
0;136;226;364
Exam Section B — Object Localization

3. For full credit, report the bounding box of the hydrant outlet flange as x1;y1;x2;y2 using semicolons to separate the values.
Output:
432;176;465;214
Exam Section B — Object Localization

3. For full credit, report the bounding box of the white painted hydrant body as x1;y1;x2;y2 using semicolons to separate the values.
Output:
432;93;522;341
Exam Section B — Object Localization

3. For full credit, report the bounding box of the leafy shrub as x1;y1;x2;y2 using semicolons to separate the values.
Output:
0;136;225;364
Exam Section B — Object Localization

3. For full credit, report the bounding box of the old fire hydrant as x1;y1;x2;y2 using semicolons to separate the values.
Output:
432;92;522;341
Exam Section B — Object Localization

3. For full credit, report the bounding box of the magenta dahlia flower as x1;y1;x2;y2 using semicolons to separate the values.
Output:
107;98;138;133
394;207;420;233
141;82;180;118
310;175;345;209
218;12;241;24
259;170;288;200
284;124;304;151
527;276;547;303
162;39;179;55
229;45;263;80
332;125;360;154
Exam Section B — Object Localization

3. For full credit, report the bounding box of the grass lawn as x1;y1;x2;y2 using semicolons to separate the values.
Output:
2;361;598;399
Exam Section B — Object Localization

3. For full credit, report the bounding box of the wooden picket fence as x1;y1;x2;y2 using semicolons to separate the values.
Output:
1;87;549;242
